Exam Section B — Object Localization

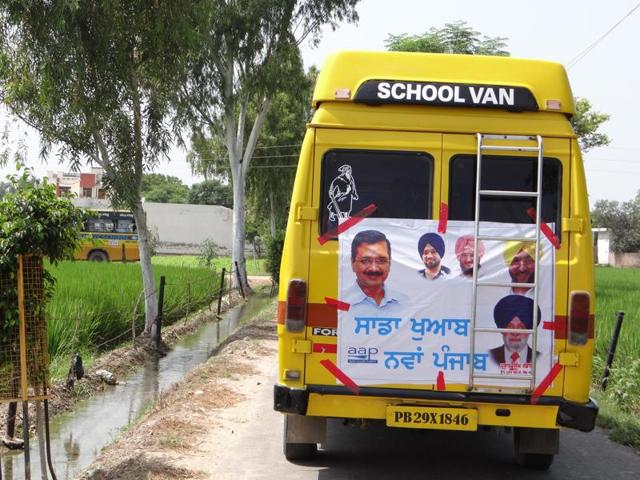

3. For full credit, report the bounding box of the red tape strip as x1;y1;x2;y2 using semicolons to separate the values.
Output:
320;359;360;395
313;343;337;354
527;208;560;249
318;204;377;245
324;297;351;311
436;370;446;390
531;362;563;404
438;202;449;234
543;321;555;330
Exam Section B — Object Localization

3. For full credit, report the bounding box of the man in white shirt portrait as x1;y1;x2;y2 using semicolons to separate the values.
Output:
343;230;405;316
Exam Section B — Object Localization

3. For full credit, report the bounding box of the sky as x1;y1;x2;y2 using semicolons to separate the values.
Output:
1;0;639;206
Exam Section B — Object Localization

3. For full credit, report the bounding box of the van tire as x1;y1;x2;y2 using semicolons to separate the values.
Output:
88;250;109;262
513;427;556;470
516;452;555;470
283;441;317;461
282;415;318;461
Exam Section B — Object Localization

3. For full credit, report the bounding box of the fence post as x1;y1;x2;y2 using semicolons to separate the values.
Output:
155;276;166;350
601;310;625;390
122;242;126;262
217;268;226;317
234;261;245;299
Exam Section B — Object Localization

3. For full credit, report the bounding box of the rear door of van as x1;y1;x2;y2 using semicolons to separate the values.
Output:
441;134;570;395
304;127;442;387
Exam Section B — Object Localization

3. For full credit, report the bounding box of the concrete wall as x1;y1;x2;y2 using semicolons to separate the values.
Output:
73;199;234;254
609;252;640;268
144;202;233;253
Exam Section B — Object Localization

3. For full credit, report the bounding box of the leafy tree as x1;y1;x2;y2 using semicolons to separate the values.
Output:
141;174;189;204
386;22;610;151
179;0;359;292
188;179;233;208
571;98;611;152
591;192;640;253
246;66;316;237
0;1;203;341
1;166;83;420
386;21;509;56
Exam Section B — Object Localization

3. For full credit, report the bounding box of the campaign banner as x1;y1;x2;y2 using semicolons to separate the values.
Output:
337;218;555;388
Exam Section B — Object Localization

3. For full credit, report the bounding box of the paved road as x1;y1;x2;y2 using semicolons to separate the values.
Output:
217;360;640;480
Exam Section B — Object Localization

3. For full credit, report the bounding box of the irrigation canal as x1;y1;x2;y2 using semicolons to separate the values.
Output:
0;292;274;480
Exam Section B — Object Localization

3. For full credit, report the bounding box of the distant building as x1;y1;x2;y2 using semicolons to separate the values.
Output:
47;168;108;199
592;228;610;265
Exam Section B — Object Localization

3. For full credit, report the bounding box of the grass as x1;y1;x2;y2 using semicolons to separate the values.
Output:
594;267;640;360
592;266;640;449
152;255;267;275
45;258;225;371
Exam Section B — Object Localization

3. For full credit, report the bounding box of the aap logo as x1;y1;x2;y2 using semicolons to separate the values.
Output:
347;346;379;364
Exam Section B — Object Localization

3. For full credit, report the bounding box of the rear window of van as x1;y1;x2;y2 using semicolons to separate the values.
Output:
448;155;562;231
320;149;433;235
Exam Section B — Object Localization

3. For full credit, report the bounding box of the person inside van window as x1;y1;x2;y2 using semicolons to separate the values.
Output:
504;241;537;297
455;235;485;278
344;230;405;314
417;232;450;280
489;295;541;366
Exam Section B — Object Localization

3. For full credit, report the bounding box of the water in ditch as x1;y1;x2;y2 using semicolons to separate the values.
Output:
0;292;274;480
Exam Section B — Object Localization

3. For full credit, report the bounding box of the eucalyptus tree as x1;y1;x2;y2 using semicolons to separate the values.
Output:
180;0;359;291
0;1;203;341
387;22;610;151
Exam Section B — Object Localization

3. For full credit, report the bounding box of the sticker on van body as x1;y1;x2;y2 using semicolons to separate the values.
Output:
327;164;359;223
336;218;556;388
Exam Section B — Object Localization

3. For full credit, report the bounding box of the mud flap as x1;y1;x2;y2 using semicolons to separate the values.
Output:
285;414;327;444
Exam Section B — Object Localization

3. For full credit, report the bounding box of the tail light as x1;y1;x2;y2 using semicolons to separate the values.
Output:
569;291;590;345
286;279;307;333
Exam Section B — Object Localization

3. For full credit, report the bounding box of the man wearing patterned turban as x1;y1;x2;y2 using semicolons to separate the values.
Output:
455;235;485;278
489;295;541;365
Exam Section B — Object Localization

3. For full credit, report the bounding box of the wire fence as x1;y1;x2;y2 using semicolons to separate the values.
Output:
46;265;246;359
1;255;49;402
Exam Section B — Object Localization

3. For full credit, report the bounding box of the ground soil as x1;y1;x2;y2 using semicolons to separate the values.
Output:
0;276;271;451
78;297;278;480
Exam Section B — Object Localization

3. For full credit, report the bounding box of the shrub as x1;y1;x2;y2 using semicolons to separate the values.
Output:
265;231;285;285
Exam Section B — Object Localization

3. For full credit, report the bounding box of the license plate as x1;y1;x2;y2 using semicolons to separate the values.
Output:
386;406;478;431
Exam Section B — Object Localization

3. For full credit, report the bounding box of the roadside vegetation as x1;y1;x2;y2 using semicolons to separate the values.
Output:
591;266;640;449
46;257;235;379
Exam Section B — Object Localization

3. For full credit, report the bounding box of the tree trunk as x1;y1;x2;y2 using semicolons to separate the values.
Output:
230;168;251;293
132;201;159;340
269;189;277;237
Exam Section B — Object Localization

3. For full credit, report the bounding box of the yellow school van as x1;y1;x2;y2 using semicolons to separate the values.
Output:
274;51;597;469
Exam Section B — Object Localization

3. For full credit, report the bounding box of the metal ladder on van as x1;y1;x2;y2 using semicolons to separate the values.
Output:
468;133;544;393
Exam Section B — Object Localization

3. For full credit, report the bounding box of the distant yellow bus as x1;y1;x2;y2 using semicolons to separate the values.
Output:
76;210;140;262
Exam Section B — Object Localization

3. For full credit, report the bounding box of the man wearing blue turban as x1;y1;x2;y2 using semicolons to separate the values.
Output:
489;295;541;365
417;232;450;280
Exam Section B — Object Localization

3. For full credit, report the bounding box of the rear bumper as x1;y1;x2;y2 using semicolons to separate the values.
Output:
273;384;598;432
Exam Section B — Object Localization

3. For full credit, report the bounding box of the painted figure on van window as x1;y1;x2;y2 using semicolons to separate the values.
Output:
504;241;537;297
344;230;405;313
417;232;450;280
327;164;359;223
455;235;485;278
489;295;541;366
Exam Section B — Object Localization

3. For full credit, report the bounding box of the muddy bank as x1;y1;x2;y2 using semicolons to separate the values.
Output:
79;303;277;480
0;288;246;447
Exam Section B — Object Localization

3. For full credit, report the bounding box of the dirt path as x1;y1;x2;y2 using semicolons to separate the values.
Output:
79;300;282;480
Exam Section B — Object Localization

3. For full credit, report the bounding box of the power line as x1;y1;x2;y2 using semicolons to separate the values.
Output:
585;168;640;175
566;1;640;69
586;157;639;164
